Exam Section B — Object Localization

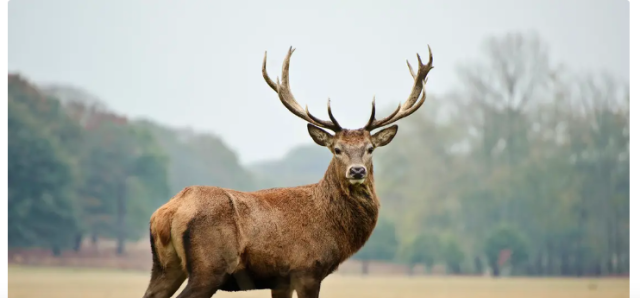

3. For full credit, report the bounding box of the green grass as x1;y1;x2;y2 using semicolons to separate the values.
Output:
8;265;629;298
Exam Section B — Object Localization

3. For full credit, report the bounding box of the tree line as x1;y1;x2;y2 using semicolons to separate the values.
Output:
353;32;628;277
8;76;255;255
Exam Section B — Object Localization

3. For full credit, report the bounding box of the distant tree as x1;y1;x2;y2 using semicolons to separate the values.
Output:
135;121;257;195
398;232;443;274
352;218;398;274
8;75;83;254
40;83;172;254
250;144;331;189
79;116;170;255
440;235;465;274
483;224;529;276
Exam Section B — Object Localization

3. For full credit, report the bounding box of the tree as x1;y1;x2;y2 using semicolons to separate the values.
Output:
352;218;398;274
44;84;172;254
483;224;529;276
8;75;83;254
398;232;443;274
370;32;629;277
80;117;170;254
441;235;465;274
249;144;331;189
135;121;257;194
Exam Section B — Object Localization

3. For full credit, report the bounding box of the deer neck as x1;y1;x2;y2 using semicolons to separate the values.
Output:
317;158;380;255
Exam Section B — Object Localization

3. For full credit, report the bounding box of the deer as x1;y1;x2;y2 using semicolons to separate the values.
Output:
142;46;434;298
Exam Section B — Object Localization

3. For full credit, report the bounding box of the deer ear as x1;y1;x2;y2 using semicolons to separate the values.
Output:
307;124;334;147
371;125;398;147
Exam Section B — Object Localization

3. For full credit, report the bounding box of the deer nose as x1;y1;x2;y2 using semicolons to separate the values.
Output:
348;166;367;179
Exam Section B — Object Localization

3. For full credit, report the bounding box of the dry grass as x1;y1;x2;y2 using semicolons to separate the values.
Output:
8;265;629;298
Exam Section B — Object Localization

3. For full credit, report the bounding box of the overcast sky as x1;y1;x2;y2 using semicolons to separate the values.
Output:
9;0;629;165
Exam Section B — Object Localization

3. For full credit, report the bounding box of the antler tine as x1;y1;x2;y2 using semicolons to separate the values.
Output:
262;47;342;132
364;45;434;131
304;99;342;130
407;60;416;79
326;98;341;128
262;51;279;92
364;96;402;130
365;96;377;130
380;79;428;126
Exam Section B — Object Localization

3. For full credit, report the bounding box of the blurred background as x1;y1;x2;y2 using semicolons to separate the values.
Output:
8;0;629;297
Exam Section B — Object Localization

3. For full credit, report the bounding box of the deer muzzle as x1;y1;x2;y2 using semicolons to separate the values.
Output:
346;165;367;184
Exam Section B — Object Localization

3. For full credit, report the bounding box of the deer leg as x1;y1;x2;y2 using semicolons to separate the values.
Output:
174;258;226;298
293;277;321;298
142;248;187;298
271;288;294;298
174;220;238;298
142;266;186;298
174;274;224;298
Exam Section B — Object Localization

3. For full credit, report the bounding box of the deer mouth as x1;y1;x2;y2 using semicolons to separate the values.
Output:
348;178;365;185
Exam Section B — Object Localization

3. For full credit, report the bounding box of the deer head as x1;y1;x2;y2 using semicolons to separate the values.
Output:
262;47;433;185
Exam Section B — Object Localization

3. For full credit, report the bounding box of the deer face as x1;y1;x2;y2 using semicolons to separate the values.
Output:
307;125;398;184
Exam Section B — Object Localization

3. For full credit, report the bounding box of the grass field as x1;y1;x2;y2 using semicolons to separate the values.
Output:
8;265;629;298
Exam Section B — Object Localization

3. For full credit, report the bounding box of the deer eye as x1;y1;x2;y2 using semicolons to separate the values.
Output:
367;147;374;154
334;148;342;155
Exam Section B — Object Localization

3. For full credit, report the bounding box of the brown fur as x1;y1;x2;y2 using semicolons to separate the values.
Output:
142;47;433;298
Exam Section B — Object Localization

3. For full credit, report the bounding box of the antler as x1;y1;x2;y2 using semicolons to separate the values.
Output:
262;47;342;132
364;45;434;131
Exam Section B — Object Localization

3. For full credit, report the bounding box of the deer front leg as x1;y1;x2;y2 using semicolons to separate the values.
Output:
272;288;293;298
293;276;321;298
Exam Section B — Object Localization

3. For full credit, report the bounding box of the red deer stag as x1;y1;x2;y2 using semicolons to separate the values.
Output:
142;46;434;298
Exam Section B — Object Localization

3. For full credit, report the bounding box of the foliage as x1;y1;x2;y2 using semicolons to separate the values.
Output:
135;121;256;194
352;218;399;274
8;76;259;254
353;218;399;262
397;232;443;272
8;76;82;251
483;225;530;275
8;77;172;253
373;32;629;276
249;144;331;189
441;235;466;274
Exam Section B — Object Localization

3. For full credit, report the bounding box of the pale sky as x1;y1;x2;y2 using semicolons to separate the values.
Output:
9;0;629;165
